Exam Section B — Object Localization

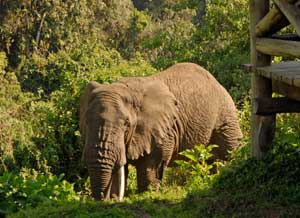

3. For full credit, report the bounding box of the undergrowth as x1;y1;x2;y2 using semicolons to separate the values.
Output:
7;128;300;218
0;169;80;215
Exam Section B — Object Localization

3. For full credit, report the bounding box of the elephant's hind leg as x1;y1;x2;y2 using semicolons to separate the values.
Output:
209;119;242;161
135;153;162;192
136;166;160;192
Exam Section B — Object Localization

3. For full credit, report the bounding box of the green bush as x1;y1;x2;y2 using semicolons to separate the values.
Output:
0;52;41;174
168;144;222;189
141;7;197;70
0;168;79;215
183;142;300;218
275;113;300;147
214;141;300;205
0;0;134;66
191;0;250;100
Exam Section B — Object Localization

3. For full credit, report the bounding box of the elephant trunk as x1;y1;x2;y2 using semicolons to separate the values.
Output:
84;125;127;200
89;167;112;200
89;166;125;201
86;145;126;200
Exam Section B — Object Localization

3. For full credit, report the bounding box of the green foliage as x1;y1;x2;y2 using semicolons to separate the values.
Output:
9;186;187;218
141;7;197;69
170;144;222;188
180;110;300;217
8;141;300;218
228;96;252;162
185;142;300;217
0;168;79;215
0;0;91;65
125;165;138;195
0;53;41;174
191;0;250;100
0;52;7;75
0;0;134;65
216;144;300;198
18;41;155;95
12;138;300;217
120;9;151;58
275;113;300;147
8;201;134;218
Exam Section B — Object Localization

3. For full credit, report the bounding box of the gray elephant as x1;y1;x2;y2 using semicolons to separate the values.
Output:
80;63;242;200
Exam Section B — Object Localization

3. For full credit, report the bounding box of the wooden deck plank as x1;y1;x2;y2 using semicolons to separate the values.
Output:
254;61;300;88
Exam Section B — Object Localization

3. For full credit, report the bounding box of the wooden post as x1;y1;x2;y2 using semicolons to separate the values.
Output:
250;0;276;159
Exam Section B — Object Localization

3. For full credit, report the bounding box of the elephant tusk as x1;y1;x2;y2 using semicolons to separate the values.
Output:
118;166;125;201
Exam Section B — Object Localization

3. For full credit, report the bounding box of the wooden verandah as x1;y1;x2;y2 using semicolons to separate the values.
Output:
249;0;300;159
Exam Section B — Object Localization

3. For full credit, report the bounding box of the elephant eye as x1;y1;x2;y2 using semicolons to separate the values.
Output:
124;118;130;127
124;119;131;144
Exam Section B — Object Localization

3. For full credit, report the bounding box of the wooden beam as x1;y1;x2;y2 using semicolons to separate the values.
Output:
250;0;276;159
274;0;300;36
256;0;299;37
272;33;300;40
256;37;300;57
253;97;300;115
273;80;300;101
256;6;289;37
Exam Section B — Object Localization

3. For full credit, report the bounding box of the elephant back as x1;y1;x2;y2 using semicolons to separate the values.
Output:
155;63;238;148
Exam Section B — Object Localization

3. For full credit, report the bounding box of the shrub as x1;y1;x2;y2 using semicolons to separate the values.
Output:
0;0;134;67
141;7;197;70
0;52;41;174
168;144;222;189
0;168;79;215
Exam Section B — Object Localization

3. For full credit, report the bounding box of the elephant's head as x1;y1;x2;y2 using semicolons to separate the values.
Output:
80;79;179;200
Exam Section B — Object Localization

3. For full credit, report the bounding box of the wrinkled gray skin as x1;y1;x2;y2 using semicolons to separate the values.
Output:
80;63;242;200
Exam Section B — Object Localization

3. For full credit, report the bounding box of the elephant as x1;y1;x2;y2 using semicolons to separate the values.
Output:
80;63;242;201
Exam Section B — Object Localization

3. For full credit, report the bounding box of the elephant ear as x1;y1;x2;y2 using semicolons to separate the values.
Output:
79;81;102;142
127;80;179;160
